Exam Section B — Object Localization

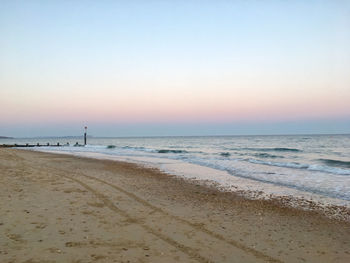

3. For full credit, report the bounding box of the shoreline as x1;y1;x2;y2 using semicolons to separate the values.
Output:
29;148;350;222
1;148;350;262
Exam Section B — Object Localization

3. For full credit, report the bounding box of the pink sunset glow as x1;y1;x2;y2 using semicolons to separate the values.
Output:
1;1;349;136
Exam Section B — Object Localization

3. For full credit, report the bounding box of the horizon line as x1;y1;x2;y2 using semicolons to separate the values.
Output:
4;132;350;140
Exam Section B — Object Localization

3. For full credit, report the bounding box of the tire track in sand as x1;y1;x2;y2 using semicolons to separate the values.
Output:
17;157;212;263
79;172;282;262
49;167;281;262
17;150;282;263
61;173;211;263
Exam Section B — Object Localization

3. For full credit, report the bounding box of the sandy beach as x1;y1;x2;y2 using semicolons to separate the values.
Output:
0;148;349;263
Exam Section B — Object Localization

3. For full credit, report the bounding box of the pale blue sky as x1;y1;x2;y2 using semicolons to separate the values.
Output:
0;0;349;137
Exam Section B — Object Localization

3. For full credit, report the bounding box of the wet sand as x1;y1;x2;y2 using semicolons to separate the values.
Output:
0;148;349;262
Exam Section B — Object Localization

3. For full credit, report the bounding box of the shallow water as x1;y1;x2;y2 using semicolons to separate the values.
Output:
5;134;350;205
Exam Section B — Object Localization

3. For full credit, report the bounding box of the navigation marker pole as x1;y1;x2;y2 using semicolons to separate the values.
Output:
84;126;87;146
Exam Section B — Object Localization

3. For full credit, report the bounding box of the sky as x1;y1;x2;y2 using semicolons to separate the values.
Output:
0;0;349;137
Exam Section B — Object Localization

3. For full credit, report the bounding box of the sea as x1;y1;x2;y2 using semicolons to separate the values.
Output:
3;134;350;211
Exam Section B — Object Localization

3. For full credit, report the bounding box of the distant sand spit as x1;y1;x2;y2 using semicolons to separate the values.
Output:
0;149;349;262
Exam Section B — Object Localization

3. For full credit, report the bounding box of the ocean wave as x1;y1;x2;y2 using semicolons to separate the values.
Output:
252;153;283;158
224;170;350;201
106;145;116;149
248;159;309;169
174;156;350;200
122;146;145;150
246;159;350;175
233;147;302;152
256;147;301;152
318;159;350;168
158;149;188;154
119;146;159;153
307;165;350;175
272;147;301;152
220;152;231;157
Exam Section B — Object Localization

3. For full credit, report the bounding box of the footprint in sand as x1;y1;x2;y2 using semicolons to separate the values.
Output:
64;188;87;194
65;241;86;248
35;223;47;229
47;247;62;254
91;254;107;260
87;202;105;208
30;222;47;229
7;233;26;243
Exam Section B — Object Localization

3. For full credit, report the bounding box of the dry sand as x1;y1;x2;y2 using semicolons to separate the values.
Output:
0;148;349;263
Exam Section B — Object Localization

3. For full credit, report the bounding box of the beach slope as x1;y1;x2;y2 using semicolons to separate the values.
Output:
0;149;349;262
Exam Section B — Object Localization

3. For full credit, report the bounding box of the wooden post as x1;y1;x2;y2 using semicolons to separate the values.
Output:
84;126;87;146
